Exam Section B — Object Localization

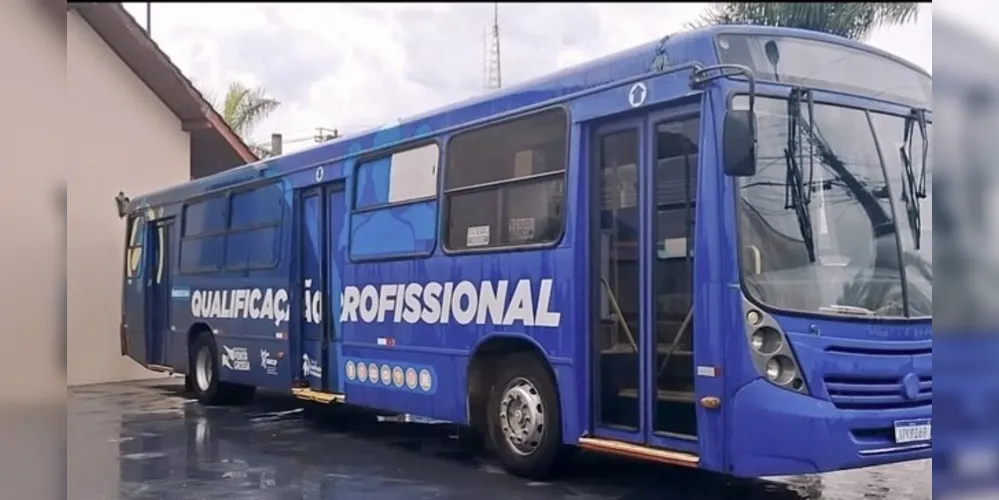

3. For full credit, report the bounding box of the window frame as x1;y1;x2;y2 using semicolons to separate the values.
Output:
178;180;285;275
347;139;443;264
440;105;571;255
351;138;443;214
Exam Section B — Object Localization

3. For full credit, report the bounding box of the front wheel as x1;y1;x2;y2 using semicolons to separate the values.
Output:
486;352;566;480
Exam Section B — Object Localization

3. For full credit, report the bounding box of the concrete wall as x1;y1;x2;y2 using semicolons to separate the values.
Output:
66;11;190;386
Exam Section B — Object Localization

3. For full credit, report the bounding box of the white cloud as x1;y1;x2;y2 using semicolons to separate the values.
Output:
122;2;934;153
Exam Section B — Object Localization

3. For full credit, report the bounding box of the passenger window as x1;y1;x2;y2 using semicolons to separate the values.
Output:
230;183;283;229
182;196;227;236
444;108;567;250
179;195;227;274
178;183;285;274
355;143;440;209
225;183;284;270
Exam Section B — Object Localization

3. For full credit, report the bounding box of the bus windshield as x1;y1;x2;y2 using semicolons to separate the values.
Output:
716;33;932;108
736;95;932;319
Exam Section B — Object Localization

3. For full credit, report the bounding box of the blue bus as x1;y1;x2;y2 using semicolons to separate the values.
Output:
116;24;932;480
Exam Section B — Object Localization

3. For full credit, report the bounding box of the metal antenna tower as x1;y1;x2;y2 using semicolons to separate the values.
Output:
484;3;502;90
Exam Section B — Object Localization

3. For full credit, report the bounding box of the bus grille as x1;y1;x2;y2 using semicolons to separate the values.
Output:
823;375;932;410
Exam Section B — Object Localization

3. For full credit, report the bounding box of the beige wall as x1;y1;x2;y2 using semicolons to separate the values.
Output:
66;11;190;386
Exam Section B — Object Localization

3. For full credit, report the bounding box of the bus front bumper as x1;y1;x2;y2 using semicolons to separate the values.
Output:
727;379;931;477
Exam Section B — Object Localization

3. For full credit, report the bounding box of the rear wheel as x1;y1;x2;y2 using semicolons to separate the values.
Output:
188;332;255;405
486;352;566;480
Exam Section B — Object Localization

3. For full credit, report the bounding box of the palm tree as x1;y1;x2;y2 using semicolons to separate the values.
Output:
691;3;920;41
209;82;281;157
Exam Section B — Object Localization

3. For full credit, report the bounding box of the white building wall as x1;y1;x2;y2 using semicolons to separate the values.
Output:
66;11;189;386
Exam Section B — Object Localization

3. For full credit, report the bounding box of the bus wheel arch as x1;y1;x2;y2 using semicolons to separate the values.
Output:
183;322;213;391
186;323;213;357
185;324;255;405
467;335;553;434
466;334;567;479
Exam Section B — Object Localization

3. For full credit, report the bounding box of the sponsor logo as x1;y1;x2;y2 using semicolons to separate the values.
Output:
260;349;281;376
302;354;322;378
220;346;249;372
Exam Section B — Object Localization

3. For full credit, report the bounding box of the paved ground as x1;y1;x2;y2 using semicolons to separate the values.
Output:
68;380;930;500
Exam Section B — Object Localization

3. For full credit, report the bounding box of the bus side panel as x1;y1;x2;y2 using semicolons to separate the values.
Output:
169;182;296;391
331;118;582;431
337;248;577;424
693;93;732;473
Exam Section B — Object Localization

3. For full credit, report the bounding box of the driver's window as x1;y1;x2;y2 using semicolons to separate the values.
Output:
126;216;145;278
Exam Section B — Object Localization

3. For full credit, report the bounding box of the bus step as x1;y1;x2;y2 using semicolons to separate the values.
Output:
656;345;692;355
291;388;345;404
618;388;695;403
578;436;699;467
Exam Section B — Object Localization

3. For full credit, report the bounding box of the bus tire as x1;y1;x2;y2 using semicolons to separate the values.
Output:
188;332;254;405
486;352;565;480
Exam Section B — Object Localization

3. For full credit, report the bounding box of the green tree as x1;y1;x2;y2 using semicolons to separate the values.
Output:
209;82;281;157
691;3;920;41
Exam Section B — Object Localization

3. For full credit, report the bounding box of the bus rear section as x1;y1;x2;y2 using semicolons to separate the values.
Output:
119;207;176;373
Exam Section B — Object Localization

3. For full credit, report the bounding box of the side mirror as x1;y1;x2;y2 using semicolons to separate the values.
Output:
115;192;130;219
722;109;757;177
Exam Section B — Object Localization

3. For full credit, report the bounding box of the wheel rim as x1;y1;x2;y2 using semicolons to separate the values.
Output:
195;346;213;391
498;377;545;456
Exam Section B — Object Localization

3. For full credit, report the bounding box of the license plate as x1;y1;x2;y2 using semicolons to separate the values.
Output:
893;419;931;443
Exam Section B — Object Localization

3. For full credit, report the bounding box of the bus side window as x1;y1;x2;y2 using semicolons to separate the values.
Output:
126;215;145;278
179;196;228;273
443;108;568;251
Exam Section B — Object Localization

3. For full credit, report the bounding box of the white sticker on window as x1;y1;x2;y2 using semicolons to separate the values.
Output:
508;217;536;243
466;225;491;247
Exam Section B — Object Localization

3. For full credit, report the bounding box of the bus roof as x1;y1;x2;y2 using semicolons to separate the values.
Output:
128;24;926;211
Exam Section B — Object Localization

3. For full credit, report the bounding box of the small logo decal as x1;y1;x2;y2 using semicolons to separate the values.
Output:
628;82;648;108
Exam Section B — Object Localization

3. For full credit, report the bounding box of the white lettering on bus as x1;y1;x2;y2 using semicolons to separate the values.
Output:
190;288;291;326
339;279;561;328
304;279;323;325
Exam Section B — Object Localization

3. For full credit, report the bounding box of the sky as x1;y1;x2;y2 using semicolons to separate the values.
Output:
118;2;961;154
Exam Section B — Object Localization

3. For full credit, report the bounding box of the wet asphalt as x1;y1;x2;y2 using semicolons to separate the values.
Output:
67;380;930;500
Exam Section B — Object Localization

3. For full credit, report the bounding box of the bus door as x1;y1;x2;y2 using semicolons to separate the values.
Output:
589;100;704;459
644;105;702;452
121;212;148;365
145;217;175;367
296;183;345;393
590;117;647;445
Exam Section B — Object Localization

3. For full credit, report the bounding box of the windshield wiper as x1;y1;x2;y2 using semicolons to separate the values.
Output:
784;87;816;262
819;304;875;317
899;108;929;250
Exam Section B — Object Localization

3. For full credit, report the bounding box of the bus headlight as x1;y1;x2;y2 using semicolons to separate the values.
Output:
743;302;809;394
764;355;797;386
750;327;783;355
